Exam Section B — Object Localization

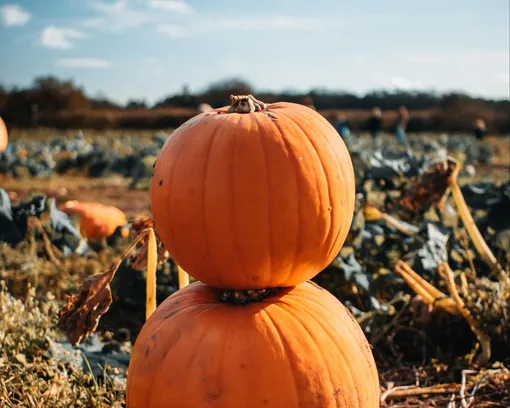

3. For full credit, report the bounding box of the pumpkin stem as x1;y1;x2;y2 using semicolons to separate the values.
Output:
227;94;267;113
221;288;279;305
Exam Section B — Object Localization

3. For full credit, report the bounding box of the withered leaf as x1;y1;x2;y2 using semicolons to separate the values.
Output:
57;267;116;346
58;224;160;345
398;159;457;213
128;217;168;271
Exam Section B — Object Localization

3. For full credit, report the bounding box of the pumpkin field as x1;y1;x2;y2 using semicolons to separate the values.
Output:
0;102;509;408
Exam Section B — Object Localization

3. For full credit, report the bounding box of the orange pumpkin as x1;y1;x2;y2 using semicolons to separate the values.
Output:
59;200;127;239
0;116;8;152
151;95;355;289
127;281;379;408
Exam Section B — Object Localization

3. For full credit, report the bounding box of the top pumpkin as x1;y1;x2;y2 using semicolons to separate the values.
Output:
151;95;355;289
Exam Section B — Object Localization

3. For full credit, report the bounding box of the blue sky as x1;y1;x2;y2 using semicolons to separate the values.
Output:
0;0;509;104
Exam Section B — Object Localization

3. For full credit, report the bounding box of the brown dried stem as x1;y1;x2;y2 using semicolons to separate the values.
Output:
439;262;491;366
364;204;418;235
394;260;459;315
177;265;190;289
447;157;508;285
145;228;157;320
27;216;61;266
227;94;267;113
381;383;461;402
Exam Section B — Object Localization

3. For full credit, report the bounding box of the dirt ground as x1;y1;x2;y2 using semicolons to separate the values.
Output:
1;176;152;217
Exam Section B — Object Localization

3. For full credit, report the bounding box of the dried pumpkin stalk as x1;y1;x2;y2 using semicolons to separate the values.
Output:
145;228;157;319
439;262;491;366
128;217;190;294
447;158;508;285
394;260;492;365
177;265;190;289
398;157;508;286
363;203;419;236
394;260;459;314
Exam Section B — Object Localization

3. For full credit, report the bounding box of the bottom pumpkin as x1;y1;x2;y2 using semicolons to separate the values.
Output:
127;281;380;408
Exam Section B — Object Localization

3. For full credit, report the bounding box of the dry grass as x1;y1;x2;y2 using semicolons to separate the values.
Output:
0;285;125;407
0;242;122;302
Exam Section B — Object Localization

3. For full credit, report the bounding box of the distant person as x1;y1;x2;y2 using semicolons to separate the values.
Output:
30;103;38;127
366;107;382;149
334;114;351;140
473;118;487;141
395;105;409;144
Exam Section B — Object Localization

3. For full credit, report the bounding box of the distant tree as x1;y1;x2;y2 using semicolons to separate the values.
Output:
437;93;493;131
90;92;119;109
0;84;8;111
29;75;91;112
91;98;120;110
154;83;197;108
0;74;508;132
181;84;191;96
32;76;76;93
126;99;148;109
199;78;253;107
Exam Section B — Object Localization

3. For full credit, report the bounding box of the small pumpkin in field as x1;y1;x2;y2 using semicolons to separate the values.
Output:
127;281;379;408
0;116;8;152
59;200;128;239
151;95;355;289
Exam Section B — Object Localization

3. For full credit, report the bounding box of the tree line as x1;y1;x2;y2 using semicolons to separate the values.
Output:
1;76;509;133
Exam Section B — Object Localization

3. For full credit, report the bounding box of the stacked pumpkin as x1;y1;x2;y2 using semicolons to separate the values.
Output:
0;116;8;152
127;95;380;407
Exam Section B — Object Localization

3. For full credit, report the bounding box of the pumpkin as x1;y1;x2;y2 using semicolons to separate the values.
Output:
0;116;8;152
59;200;128;239
127;281;379;408
151;95;355;289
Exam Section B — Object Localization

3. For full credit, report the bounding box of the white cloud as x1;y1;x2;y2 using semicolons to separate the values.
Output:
148;1;192;14
157;24;187;37
84;0;192;32
391;77;426;91
55;58;111;69
157;16;336;37
41;26;87;49
0;4;31;26
213;17;331;31
84;0;155;31
153;16;332;39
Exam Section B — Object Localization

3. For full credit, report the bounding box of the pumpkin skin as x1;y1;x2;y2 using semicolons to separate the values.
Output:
151;102;355;289
127;281;379;408
59;200;127;239
0;116;8;152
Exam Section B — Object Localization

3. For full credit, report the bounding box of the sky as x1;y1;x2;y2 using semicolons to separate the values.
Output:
0;0;509;104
